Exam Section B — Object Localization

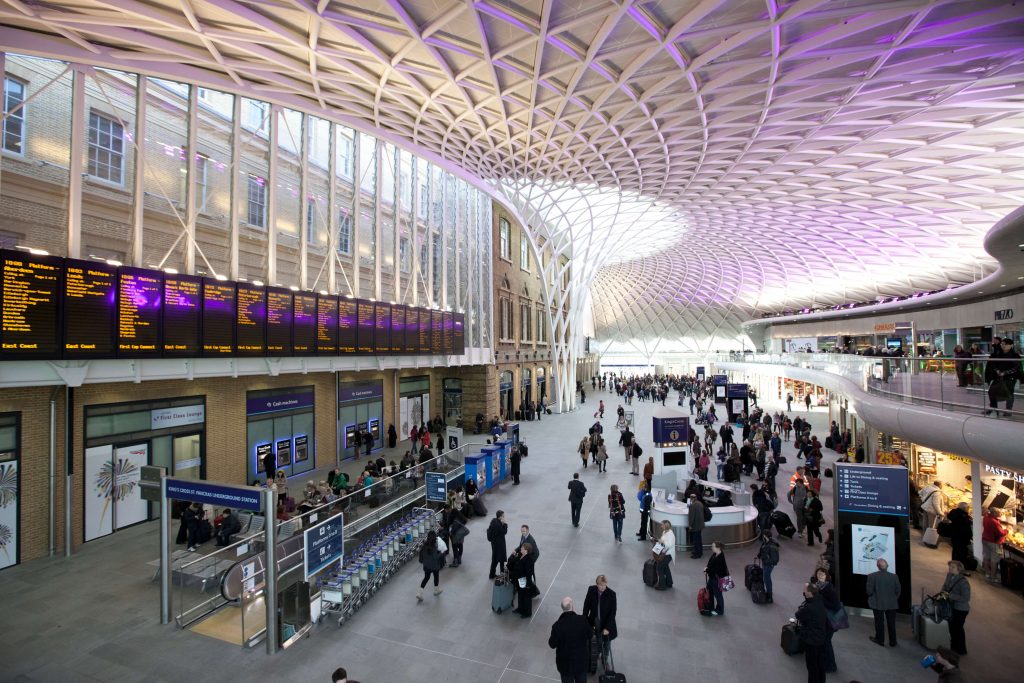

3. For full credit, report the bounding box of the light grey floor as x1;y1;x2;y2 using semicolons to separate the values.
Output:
1;388;1019;682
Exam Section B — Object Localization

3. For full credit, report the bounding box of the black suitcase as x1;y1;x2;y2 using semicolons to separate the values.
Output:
588;636;602;674
744;562;763;590
491;577;514;614
772;511;796;538
471;497;487;517
598;639;626;682
643;559;658;587
781;623;804;655
520;443;528;457
751;579;769;604
1000;558;1024;589
963;553;979;572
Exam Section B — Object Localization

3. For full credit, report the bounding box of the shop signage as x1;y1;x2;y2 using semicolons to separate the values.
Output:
917;450;937;474
303;512;344;579
985;464;1024;485
338;383;384;403
836;464;909;516
875;450;903;466
165;478;262;512
874;323;896;333
151;404;205;430
425;472;447;502
246;390;314;415
948;454;971;465
995;309;1014;321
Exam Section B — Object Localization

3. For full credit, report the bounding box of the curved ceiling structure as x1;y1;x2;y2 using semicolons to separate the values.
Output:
3;0;1024;350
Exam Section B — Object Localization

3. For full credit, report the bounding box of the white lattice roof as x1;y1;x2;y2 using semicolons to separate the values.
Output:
4;0;1024;349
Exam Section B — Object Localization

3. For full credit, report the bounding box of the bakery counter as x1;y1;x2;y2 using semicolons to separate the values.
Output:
649;501;759;551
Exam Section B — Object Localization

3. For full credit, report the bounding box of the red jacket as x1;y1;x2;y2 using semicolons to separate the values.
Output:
982;514;1008;544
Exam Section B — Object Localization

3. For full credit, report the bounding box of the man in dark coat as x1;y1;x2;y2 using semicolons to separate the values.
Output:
567;473;587;527
510;446;522;485
582;576;618;642
795;583;831;683
548;597;592;683
866;558;901;646
262;448;276;483
487;510;508;579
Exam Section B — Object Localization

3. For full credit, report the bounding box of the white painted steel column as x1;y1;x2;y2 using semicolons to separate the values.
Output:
327;123;337;294
971;458;983;561
374;139;383;300
267;105;279;285
184;85;198;274
229;95;241;280
67;67;86;259
299;113;309;290
351;132;361;298
130;75;146;267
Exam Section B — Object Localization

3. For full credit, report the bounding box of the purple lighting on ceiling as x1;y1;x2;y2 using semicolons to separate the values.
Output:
545;35;579;59
627;6;661;41
474;2;533;34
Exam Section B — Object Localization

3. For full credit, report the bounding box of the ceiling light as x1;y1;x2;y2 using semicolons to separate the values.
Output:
163;267;177;274
252;280;264;286
215;274;228;281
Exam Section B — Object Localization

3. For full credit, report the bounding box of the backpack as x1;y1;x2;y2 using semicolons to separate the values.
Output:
633;443;643;457
760;540;779;566
703;502;712;522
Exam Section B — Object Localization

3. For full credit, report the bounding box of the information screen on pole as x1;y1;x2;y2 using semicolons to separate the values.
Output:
426;472;447;502
304;512;344;579
836;463;910;516
695;366;705;380
63;257;116;358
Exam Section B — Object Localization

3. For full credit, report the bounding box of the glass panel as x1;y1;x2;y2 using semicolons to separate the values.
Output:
86;414;114;439
173;433;202;480
275;108;302;286
334;125;356;294
194;88;234;277
238;97;271;279
111;410;151;434
273;415;293;479
380;142;396;301
458;179;469;312
445;174;456;310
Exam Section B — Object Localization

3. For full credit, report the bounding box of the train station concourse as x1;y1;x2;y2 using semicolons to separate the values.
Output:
0;1;1023;682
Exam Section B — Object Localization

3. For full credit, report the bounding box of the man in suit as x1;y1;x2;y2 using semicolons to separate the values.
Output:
548;597;592;683
487;510;508;579
567;473;587;527
518;524;540;586
866;558;901;647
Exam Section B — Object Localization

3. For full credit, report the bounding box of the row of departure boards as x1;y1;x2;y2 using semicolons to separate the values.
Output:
0;250;465;360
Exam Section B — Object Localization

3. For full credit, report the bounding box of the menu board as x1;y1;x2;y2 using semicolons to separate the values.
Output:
338;298;356;354
418;308;431;352
63;258;116;358
201;280;236;355
163;274;201;356
430;310;443;354
374;302;391;353
315;294;338;355
117;267;162;356
356;300;374;354
1;250;63;358
442;312;454;355
235;282;266;355
292;293;316;355
265;288;292;355
453;314;465;354
403;306;418;354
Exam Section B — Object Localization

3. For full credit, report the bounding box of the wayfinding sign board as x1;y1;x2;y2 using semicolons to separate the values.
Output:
164;478;263;512
426;472;447;502
836;463;909;516
304;512;344;579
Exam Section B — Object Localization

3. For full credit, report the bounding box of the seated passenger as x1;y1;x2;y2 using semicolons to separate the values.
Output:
215;508;241;546
707;491;734;508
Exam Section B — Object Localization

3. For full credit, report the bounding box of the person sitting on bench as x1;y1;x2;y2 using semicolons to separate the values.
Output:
215;508;241;546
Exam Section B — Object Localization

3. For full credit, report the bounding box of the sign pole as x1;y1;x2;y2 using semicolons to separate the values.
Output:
264;487;277;654
160;474;170;625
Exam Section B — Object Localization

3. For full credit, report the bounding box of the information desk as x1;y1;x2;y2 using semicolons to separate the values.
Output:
649;501;758;551
651;473;752;508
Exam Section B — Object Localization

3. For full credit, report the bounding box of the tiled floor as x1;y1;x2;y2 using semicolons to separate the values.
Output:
1;387;1019;682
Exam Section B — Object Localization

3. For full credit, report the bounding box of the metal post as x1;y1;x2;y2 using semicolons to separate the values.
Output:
970;459;983;561
229;95;241;280
67;67;86;259
160;475;171;624
48;398;56;556
264;487;278;654
184;85;198;275
64;385;73;557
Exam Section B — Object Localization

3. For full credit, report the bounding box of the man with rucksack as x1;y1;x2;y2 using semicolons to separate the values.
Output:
758;529;780;603
752;484;774;533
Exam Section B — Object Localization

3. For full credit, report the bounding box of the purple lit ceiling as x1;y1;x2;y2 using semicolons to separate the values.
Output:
5;1;1024;349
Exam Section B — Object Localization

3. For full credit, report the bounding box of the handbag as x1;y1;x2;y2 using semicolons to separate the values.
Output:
451;523;470;543
718;576;735;592
827;604;850;630
989;379;1011;402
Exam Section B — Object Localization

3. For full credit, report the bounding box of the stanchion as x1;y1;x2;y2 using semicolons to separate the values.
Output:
160;475;170;625
264;487;278;654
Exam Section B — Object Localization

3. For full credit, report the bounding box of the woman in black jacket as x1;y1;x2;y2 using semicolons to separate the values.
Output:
416;530;444;602
511;543;537;618
446;507;469;568
811;568;840;673
704;542;729;616
804;490;825;546
795;583;830;683
582;574;618;642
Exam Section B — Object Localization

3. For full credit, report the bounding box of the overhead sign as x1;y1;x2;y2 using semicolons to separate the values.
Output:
425;472;447;502
652;411;690;444
246;389;314;415
151;404;205;430
304;512;344;579
874;322;896;333
164;478;263;512
836;464;909;516
995;308;1014;321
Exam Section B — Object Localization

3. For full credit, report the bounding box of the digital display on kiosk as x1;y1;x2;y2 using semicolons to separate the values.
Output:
430;310;443;354
202;280;236;356
117;267;162;355
315;294;338;355
163;274;201;356
663;451;687;467
292;293;316;355
374;302;391;353
265;288;292;355
63;258;115;358
356;300;374;354
235;282;267;355
338;299;356;354
1;250;63;358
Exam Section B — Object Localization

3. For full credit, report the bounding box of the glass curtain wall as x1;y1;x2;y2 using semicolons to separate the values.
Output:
0;52;491;345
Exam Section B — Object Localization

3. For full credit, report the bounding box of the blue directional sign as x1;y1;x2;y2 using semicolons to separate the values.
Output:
165;478;262;512
836;464;909;516
426;471;447;502
304;512;345;579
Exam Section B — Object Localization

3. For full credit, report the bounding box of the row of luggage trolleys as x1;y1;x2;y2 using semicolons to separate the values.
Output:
318;507;439;626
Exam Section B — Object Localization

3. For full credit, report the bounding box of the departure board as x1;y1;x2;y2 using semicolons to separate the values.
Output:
356;300;374;354
315;294;338;355
418;308;431;352
64;258;116;358
1;250;62;358
338;298;356;354
374;303;391;353
391;304;404;354
117;267;162;356
202;280;235;355
292;293;316;355
453;314;465;355
163;274;201;356
403;306;418;354
442;312;454;355
265;288;292;355
431;310;443;354
235;282;266;355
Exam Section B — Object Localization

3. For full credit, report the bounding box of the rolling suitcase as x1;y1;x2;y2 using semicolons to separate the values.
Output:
917;611;951;649
781;623;804;655
771;511;796;538
922;527;939;548
598;639;626;682
697;587;713;616
744;561;763;590
750;579;769;605
471;496;487;517
491;577;514;614
643;559;658;587
588;634;604;674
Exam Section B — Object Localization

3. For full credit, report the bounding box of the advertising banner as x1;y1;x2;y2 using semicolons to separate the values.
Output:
113;443;149;530
400;397;410;439
0;454;18;569
84;445;114;542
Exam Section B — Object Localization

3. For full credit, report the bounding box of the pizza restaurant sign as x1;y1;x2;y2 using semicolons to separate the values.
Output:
985;464;1024;485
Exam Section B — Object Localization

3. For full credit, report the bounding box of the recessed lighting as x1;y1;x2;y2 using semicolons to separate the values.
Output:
215;274;228;281
107;259;122;267
163;267;177;274
953;297;958;300
1001;284;1006;287
252;280;264;286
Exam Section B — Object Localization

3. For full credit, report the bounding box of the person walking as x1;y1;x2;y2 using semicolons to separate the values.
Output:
752;483;774;534
654;520;674;589
630;440;641;475
582;575;618;658
608;484;626;542
547;597;592;683
704;542;729;616
790;476;808;538
619;427;634;463
805;489;824;546
940;560;971;655
510;544;537;618
986;337;1021;416
687;493;706;559
636;482;653;541
595;438;608;473
866;558;900;647
811;568;840;673
415;530;445;602
510;445;522;485
578;435;591;469
795;583;830;683
445;505;468;568
759;529;780;603
786;393;794;412
982;507;1009;581
594;399;605;419
486;510;508;579
946;502;973;565
805;393;812;412
568;473;587;528
919;479;946;530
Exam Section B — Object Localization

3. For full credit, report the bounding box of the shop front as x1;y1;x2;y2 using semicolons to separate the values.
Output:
0;413;20;570
499;371;514;420
442;378;463;428
399;375;430;440
338;380;384;461
537;367;547;407
84;396;207;542
246;387;316;483
520;368;532;416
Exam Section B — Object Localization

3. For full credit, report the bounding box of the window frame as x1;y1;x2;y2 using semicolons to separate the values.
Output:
194;153;209;214
3;76;26;156
337;210;352;255
246;173;267;228
499;217;511;261
87;109;125;185
520;301;532;342
520;233;530;272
